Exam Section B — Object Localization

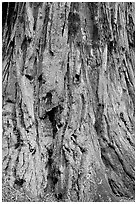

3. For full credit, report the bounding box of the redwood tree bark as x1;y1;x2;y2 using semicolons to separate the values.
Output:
2;2;135;202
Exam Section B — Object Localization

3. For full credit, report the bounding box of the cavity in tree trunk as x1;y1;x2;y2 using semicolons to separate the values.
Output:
2;2;135;202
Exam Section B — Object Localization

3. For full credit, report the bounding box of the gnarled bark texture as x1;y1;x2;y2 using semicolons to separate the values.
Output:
2;2;135;202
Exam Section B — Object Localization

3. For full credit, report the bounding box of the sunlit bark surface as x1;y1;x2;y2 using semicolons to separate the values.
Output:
2;2;135;202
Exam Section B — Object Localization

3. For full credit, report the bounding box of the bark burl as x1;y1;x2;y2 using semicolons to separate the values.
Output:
2;2;135;202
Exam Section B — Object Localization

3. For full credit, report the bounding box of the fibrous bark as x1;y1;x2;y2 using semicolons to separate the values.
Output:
2;2;135;202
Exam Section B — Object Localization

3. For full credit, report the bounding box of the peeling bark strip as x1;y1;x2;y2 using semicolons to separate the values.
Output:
2;2;135;202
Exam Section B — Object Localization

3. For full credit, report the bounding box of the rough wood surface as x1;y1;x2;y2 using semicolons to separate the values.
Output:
2;2;135;202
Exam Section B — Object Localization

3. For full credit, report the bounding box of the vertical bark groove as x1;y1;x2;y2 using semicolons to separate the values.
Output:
2;2;135;202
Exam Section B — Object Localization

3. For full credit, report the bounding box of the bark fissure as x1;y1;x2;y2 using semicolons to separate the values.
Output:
2;2;135;202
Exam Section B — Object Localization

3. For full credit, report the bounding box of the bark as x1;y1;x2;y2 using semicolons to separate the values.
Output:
2;2;135;202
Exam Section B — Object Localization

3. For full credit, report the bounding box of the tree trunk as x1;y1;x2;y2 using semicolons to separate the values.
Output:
2;2;135;202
